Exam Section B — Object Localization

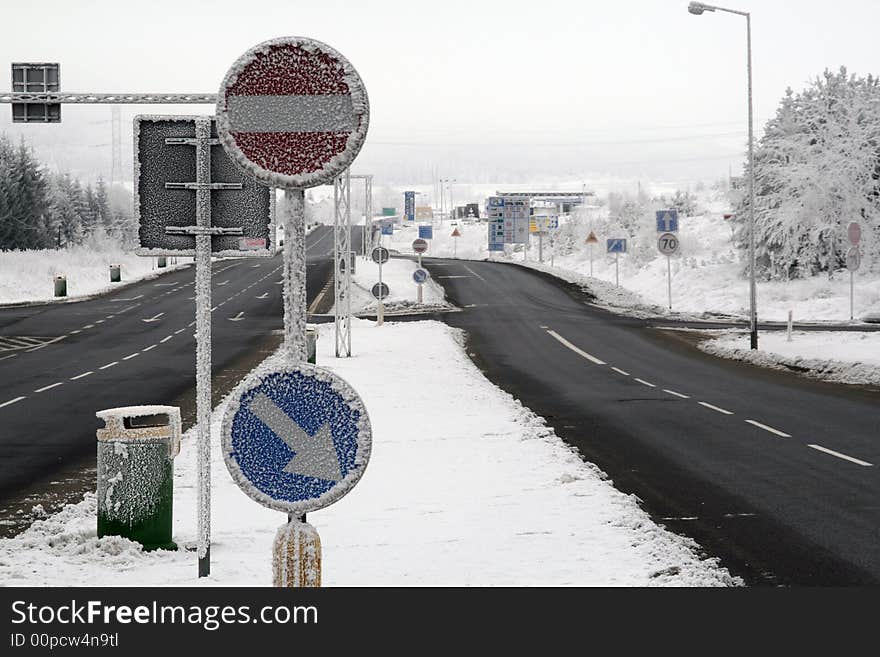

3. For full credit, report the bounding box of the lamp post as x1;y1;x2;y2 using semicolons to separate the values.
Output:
688;1;758;349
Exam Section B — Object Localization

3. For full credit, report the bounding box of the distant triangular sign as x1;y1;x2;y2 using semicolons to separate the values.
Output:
451;228;461;237
585;231;598;244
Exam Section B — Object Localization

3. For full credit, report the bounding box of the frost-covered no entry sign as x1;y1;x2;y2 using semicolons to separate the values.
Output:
216;36;370;189
222;363;372;516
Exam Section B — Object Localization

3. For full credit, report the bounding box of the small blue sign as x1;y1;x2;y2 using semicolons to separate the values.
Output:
488;243;505;252
404;191;416;222
607;238;627;254
656;209;679;233
413;268;429;284
381;223;394;236
222;365;372;515
419;225;433;240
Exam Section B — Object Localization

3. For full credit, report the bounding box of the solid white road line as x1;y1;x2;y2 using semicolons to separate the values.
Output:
123;353;139;361
745;420;791;438
807;444;873;467
34;382;63;393
663;389;690;399
0;396;26;409
634;378;655;387
545;330;606;365
698;401;734;416
70;371;93;380
99;361;119;370
0;354;18;362
611;367;630;376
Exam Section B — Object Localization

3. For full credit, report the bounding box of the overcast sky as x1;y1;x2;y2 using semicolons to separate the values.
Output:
2;0;879;190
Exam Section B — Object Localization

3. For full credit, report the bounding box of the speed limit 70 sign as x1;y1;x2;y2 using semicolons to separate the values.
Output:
658;232;680;256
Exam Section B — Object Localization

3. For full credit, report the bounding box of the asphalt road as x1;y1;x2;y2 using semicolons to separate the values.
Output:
423;258;880;586
0;225;357;501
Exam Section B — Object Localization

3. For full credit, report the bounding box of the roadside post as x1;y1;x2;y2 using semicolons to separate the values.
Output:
847;222;861;321
451;226;461;257
217;36;370;586
585;231;598;276
222;364;371;587
606;238;627;286
135;114;275;578
413;267;429;303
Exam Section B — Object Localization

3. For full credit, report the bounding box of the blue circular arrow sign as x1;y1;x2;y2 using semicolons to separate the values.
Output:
412;268;429;284
221;363;372;515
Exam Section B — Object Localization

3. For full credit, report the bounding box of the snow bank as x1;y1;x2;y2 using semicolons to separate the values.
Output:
0;319;738;587
698;329;880;387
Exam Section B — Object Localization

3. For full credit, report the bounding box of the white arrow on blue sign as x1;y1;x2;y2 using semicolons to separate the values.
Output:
656;209;679;233
606;238;627;254
413;268;429;284
221;364;372;516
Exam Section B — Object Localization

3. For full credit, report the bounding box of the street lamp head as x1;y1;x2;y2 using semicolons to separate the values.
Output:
688;2;714;14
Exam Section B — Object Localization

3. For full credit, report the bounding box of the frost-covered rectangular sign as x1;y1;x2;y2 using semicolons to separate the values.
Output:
134;115;274;257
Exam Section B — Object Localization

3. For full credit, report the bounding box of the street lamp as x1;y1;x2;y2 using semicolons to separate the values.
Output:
688;1;758;350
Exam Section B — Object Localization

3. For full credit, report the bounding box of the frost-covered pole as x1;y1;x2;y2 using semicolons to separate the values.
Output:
667;255;673;310
194;116;212;578
283;189;307;362
377;232;385;326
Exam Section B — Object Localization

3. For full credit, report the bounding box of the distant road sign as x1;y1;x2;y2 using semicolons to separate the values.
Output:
381;223;394;236
382;207;397;217
848;222;862;246
846;247;861;271
451;227;461;238
371;282;390;300
412;238;428;254
607;238;627;254
404;191;416;221
416;206;433;220
413;268;429;284
657;232;680;256
216;36;369;189
418;225;434;240
585;231;599;244
371;246;390;264
656;210;679;233
134;115;274;257
221;363;372;516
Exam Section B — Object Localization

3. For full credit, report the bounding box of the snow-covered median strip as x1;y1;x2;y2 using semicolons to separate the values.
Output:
697;329;880;387
0;319;739;586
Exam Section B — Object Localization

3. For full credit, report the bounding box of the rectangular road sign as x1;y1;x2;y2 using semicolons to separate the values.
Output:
418;225;434;240
11;63;61;123
381;223;394;236
404;191;416;221
488;216;505;250
656;209;679;233
607;238;627;254
382;207;397;217
134;115;274;257
502;196;529;244
416;206;434;220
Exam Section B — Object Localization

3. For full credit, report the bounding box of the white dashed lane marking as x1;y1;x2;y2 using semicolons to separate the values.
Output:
34;382;63;393
807;444;873;467
99;362;118;370
70;371;93;381
142;345;157;352
634;378;655;388
745;420;791;438
123;353;139;361
160;336;173;343
545;330;606;365
611;367;630;376
698;401;734;416
663;389;690;399
0;396;26;409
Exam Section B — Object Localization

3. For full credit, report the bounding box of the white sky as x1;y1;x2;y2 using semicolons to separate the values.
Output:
2;0;879;189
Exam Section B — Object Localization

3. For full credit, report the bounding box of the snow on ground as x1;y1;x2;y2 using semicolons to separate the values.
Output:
697;329;880;387
0;241;189;305
0;319;739;587
346;254;450;315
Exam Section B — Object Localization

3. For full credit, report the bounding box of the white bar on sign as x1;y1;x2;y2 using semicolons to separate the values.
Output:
228;95;357;132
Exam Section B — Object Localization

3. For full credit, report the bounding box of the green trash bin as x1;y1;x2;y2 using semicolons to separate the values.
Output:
109;264;121;282
54;275;67;297
96;405;181;551
157;256;167;268
306;327;318;364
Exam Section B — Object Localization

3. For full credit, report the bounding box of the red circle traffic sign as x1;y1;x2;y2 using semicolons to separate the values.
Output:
848;222;862;246
412;238;428;254
217;36;370;189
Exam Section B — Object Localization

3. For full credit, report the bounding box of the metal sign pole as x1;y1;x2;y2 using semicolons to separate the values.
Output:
850;270;854;321
590;243;594;277
284;189;307;362
667;255;672;310
333;170;352;357
378;234;384;326
538;233;543;263
615;252;619;286
193;117;213;579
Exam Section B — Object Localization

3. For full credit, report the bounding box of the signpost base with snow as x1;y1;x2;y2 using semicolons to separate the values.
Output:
273;520;322;587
